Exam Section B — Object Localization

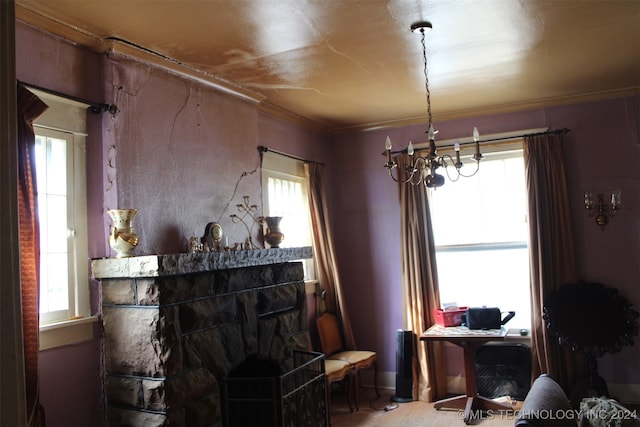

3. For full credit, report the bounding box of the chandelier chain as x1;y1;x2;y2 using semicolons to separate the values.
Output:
383;21;483;188
420;29;432;131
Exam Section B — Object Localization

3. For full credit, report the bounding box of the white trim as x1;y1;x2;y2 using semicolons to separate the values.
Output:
360;373;640;406
305;280;318;295
28;88;90;135
39;316;98;350
360;370;395;391
33;90;92;347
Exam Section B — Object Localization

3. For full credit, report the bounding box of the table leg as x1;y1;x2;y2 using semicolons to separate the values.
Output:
433;340;514;424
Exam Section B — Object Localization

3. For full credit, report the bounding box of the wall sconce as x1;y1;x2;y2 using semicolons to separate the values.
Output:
584;190;621;229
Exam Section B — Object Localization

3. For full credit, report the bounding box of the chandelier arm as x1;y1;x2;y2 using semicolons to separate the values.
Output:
441;162;462;182
455;159;481;178
387;163;418;184
387;167;400;183
407;157;426;185
435;154;460;182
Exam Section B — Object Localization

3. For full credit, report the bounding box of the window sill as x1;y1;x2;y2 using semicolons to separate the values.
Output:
39;316;98;350
304;279;319;295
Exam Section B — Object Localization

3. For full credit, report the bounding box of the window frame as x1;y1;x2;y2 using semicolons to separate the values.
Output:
261;152;316;282
30;88;96;349
430;141;532;330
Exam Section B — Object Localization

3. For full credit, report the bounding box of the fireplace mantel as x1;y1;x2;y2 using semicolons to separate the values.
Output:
92;246;315;426
91;246;313;279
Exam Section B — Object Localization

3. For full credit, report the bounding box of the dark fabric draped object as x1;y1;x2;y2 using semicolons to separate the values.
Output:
524;132;584;394
306;162;356;350
395;154;446;402
17;83;48;427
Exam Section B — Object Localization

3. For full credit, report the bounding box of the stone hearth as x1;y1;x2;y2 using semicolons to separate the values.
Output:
92;247;313;427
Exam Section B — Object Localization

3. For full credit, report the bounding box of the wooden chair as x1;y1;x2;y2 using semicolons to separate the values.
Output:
316;312;379;411
324;359;353;416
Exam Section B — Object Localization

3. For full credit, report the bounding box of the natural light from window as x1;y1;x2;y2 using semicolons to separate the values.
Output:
430;149;531;330
35;132;72;320
262;151;315;281
266;177;312;249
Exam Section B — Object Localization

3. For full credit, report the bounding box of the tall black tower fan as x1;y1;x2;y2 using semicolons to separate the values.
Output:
391;329;414;402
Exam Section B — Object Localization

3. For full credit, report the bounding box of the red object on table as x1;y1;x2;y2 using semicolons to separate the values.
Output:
434;307;468;327
420;324;514;424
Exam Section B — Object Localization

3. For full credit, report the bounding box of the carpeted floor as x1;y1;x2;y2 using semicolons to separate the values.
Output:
329;387;521;427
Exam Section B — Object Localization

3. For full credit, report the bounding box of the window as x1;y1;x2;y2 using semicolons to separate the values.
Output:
262;151;315;281
430;143;531;329
31;88;94;349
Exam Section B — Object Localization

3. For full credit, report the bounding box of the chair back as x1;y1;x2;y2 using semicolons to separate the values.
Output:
316;313;344;356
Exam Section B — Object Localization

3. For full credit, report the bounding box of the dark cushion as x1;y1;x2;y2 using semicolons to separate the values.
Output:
516;375;577;427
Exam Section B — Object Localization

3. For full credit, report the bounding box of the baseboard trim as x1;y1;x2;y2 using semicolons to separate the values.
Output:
360;372;640;406
359;370;394;390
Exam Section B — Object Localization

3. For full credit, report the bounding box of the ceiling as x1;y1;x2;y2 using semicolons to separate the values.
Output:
15;0;640;132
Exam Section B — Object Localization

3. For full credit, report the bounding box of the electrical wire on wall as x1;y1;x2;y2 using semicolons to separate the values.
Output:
214;146;265;224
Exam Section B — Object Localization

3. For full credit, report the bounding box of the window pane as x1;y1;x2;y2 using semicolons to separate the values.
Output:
44;195;68;253
431;156;527;245
40;253;69;313
431;150;531;329
436;246;531;329
35;134;70;317
267;177;311;248
47;137;67;195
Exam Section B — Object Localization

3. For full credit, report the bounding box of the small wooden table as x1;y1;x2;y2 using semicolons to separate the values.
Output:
420;324;514;424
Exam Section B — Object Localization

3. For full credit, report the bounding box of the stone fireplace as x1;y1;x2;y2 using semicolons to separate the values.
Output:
91;247;316;427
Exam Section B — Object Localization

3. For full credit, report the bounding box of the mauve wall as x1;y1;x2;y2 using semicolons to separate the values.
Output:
15;21;328;427
328;97;640;388
16;22;107;427
103;54;328;256
14;17;640;427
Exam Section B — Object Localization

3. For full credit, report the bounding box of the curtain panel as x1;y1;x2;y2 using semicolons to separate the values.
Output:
396;154;447;402
305;162;356;350
524;132;584;394
17;83;48;427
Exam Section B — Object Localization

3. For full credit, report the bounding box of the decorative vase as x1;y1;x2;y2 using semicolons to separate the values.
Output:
264;216;285;248
108;209;139;258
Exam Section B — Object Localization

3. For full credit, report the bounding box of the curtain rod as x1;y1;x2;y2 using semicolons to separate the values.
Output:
18;81;118;115
258;146;324;165
391;128;571;155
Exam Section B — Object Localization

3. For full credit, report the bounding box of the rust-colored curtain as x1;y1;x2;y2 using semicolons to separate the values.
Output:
396;154;447;402
17;83;48;427
305;162;356;350
524;132;584;394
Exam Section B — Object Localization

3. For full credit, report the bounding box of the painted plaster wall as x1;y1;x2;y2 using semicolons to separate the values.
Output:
14;18;639;427
15;21;328;427
16;22;107;427
328;97;640;389
103;56;329;256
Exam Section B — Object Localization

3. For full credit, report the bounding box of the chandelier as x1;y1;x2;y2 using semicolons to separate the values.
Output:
384;21;482;188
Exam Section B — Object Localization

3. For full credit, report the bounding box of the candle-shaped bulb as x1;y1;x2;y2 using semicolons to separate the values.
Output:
612;190;621;208
385;136;392;151
454;141;460;152
473;127;480;142
584;191;593;208
407;141;414;156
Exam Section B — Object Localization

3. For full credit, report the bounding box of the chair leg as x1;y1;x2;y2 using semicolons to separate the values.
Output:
373;361;380;398
345;373;354;413
354;370;360;411
326;376;353;424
